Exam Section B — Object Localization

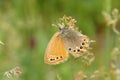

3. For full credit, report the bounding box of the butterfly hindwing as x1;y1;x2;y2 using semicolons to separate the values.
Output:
61;29;90;57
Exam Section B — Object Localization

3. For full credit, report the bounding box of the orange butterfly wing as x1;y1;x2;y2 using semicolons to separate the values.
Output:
44;32;68;65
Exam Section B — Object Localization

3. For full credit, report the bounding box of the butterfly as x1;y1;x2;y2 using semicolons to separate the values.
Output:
44;16;92;65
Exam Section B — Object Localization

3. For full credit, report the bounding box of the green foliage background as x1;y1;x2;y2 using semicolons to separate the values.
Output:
0;0;120;80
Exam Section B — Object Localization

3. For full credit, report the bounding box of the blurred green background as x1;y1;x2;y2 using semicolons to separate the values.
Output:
0;0;120;80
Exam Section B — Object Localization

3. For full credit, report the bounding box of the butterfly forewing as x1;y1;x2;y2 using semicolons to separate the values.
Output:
44;32;68;65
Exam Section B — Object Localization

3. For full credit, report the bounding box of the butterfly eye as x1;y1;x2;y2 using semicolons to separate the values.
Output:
80;46;83;49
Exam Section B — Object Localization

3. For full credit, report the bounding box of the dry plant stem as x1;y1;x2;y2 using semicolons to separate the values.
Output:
4;66;22;79
112;20;120;35
110;16;120;79
103;8;120;35
112;9;120;35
